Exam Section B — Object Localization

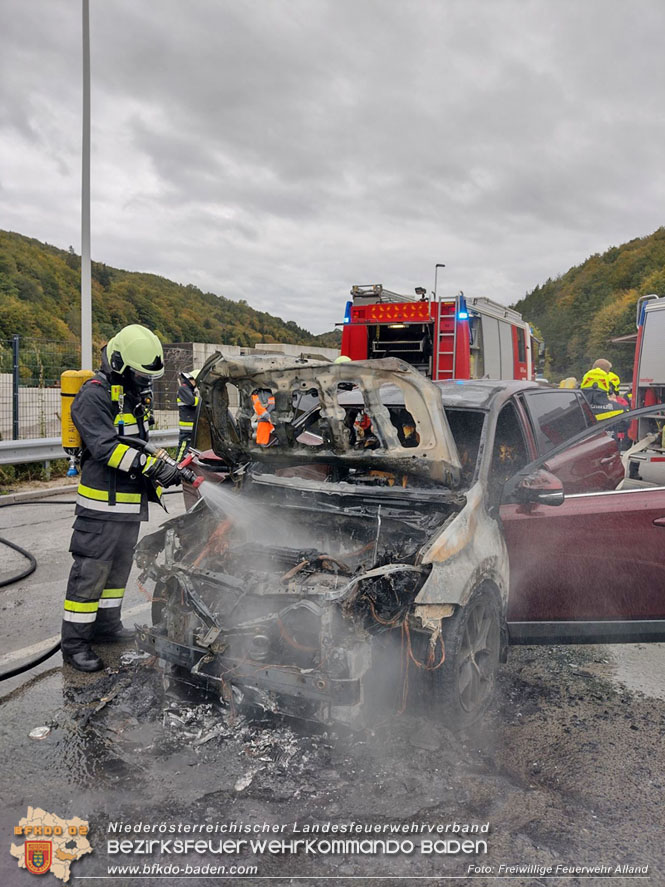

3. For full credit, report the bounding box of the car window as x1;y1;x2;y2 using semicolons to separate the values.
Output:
522;390;589;456
499;403;665;503
445;408;485;483
490;401;530;498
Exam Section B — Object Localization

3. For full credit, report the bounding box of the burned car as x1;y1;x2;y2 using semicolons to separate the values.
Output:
136;356;508;728
135;356;665;728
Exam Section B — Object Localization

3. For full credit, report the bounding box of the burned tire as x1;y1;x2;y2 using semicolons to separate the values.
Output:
429;584;502;730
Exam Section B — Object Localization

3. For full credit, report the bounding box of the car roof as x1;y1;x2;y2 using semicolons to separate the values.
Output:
434;379;543;410
337;378;544;411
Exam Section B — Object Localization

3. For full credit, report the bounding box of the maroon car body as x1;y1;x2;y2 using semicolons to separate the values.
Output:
503;488;665;626
435;381;663;644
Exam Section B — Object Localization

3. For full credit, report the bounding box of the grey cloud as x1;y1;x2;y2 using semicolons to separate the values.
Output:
2;0;665;332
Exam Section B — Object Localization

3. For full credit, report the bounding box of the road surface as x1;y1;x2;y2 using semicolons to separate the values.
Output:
1;492;664;885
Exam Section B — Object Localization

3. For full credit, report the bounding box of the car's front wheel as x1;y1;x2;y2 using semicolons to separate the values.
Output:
426;584;502;729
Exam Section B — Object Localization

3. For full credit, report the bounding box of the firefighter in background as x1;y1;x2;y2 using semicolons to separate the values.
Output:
606;369;628;408
580;358;627;424
61;325;182;672
176;370;200;461
251;389;275;445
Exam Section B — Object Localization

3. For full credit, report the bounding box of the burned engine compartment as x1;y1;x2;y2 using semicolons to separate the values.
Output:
136;474;463;724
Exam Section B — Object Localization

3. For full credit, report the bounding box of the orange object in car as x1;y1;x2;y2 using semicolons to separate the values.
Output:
252;392;275;445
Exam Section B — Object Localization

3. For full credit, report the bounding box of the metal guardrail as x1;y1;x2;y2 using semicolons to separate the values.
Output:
0;429;179;465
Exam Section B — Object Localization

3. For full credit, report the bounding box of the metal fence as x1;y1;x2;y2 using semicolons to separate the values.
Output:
154;343;194;413
0;337;80;440
0;337;181;441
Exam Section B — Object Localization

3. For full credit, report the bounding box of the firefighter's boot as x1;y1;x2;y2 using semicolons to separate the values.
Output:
63;648;104;672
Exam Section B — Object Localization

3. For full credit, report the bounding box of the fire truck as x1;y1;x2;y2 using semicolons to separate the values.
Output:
340;284;540;381
626;294;665;483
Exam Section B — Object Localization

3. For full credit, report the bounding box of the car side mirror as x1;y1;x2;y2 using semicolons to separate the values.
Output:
515;469;565;506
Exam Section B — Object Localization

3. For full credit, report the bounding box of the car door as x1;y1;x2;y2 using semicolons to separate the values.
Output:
518;389;623;493
499;405;665;644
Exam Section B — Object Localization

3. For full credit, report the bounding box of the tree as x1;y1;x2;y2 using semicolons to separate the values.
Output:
66;246;79;270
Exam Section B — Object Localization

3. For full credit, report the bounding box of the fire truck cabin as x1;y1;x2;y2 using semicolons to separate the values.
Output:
340;285;538;382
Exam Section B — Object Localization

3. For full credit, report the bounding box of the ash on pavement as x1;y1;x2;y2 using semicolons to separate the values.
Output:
1;641;664;886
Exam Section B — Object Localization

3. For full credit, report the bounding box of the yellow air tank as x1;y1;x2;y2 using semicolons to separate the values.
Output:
61;370;94;450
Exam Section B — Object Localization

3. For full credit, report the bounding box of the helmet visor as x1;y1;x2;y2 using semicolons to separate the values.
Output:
139;354;164;378
129;370;158;389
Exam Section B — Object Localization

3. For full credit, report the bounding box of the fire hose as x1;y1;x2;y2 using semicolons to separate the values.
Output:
0;500;75;681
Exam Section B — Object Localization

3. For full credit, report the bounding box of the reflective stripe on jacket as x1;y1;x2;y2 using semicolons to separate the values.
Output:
595;407;626;421
72;373;159;522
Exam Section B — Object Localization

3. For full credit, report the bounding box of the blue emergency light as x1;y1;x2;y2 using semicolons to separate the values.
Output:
343;300;352;324
457;292;469;321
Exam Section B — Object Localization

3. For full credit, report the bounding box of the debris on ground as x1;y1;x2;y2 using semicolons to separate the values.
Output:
119;650;152;667
2;643;665;887
28;726;51;740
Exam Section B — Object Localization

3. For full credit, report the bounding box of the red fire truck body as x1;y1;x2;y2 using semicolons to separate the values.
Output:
340;285;538;382
626;295;665;483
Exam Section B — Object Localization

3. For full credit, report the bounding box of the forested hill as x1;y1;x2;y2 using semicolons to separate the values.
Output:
514;227;665;382
0;230;342;349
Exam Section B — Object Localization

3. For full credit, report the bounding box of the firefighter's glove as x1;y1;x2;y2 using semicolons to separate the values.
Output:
142;455;181;488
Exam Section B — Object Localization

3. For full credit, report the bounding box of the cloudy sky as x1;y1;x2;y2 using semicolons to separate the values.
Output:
1;0;664;333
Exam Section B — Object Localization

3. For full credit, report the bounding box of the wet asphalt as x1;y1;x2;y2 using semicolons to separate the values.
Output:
1;493;665;886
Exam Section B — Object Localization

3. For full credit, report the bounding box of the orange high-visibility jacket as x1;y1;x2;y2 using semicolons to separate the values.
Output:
251;393;275;446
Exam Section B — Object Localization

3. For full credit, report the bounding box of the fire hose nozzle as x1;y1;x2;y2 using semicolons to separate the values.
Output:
177;452;202;487
177;465;199;486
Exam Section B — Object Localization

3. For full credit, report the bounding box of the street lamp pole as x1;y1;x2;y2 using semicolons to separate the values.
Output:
81;0;92;370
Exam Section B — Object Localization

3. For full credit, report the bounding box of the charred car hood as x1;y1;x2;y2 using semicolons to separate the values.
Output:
197;355;461;485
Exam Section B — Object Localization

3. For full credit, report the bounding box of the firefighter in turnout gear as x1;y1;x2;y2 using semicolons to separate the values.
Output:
176;370;200;461
580;358;626;423
61;325;181;672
